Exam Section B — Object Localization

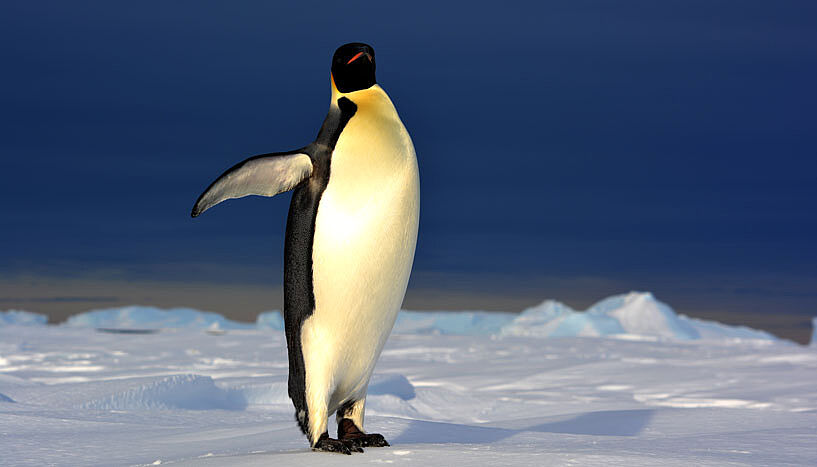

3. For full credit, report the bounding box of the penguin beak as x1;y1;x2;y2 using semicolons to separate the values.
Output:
346;51;372;65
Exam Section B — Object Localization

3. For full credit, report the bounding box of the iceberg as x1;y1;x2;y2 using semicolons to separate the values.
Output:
394;310;516;335
256;311;284;330
588;292;700;339
811;317;817;347
259;309;515;336
64;306;253;330
680;315;776;341
16;291;781;343
498;300;624;338
500;292;776;342
0;310;48;326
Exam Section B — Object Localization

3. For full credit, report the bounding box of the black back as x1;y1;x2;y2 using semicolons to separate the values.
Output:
284;96;357;436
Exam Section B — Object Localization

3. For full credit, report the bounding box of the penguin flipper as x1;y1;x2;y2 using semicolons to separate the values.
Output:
191;151;313;217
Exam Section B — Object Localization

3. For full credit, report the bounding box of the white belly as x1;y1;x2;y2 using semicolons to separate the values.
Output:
301;85;419;412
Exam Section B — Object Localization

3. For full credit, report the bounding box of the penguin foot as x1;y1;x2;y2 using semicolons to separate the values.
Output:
338;418;390;447
312;432;364;455
343;432;390;448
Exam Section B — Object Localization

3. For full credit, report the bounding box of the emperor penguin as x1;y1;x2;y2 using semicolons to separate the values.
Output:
191;43;419;454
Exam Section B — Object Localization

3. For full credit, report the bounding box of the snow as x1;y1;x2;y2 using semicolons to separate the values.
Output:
82;374;248;411
1;324;815;466
2;292;816;465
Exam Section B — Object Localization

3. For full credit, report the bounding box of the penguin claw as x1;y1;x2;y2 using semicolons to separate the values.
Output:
343;433;390;448
345;440;365;453
312;433;363;454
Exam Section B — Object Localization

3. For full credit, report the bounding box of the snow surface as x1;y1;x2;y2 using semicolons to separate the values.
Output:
1;324;816;466
2;292;816;465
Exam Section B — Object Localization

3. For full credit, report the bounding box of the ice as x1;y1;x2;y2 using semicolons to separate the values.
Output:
499;299;624;337
260;309;515;336
63;305;254;330
681;314;777;341
0;310;47;326
4;292;784;344
255;311;284;330
590;292;700;339
500;292;777;342
812;317;817;346
394;310;515;335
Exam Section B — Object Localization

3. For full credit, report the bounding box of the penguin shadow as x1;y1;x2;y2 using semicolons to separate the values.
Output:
391;409;655;445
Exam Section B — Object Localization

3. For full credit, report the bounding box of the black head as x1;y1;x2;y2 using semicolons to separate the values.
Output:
331;43;376;93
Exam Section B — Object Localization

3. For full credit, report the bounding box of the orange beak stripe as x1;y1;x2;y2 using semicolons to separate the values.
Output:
346;51;365;65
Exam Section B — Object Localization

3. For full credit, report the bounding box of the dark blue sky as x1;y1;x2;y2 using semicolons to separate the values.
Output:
1;1;816;339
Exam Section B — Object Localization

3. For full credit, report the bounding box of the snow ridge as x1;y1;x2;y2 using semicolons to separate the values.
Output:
82;374;246;410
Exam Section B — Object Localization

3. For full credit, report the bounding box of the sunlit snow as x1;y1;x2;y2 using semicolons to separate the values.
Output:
1;292;816;465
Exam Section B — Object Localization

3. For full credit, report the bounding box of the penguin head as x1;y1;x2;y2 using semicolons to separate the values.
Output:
331;43;376;93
